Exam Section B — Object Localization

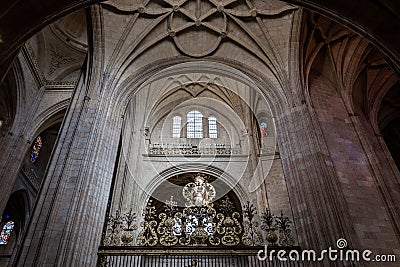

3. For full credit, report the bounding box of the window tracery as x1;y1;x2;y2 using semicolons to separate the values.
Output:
30;135;43;163
0;220;14;245
172;116;181;138
260;122;268;137
208;117;217;138
187;110;203;138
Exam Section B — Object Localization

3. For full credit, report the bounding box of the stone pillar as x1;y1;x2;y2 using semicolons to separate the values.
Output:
17;6;118;266
306;73;400;255
203;117;209;138
276;101;359;253
0;134;30;213
278;72;400;261
0;75;46;215
350;113;400;242
181;121;187;138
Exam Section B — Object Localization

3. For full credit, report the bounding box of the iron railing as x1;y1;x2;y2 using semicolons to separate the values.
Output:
97;246;302;267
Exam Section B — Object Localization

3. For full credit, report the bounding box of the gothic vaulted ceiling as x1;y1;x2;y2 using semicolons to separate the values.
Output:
1;0;399;76
26;9;88;83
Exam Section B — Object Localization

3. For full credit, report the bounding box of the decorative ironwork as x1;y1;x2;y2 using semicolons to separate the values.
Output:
219;196;235;215
183;174;215;207
102;204;294;248
97;255;108;267
102;209;138;246
276;211;295;246
101;175;295;249
157;196;179;246
137;200;158;246
103;210;123;246
183;205;216;246
120;209;137;245
97;247;302;267
216;212;241;246
261;208;278;245
260;208;295;246
242;202;263;246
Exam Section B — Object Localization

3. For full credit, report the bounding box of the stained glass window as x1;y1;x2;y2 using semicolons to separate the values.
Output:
187;111;203;138
208;117;217;138
30;135;43;163
260;122;268;137
0;221;14;245
172;116;181;138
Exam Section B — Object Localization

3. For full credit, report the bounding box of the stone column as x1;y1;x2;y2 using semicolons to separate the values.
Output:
17;6;118;266
0;134;31;213
203;116;209;138
181;121;187;138
0;65;46;215
277;72;400;261
305;73;399;255
275;101;359;253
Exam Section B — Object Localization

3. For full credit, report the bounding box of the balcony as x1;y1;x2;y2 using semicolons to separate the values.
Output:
148;143;242;156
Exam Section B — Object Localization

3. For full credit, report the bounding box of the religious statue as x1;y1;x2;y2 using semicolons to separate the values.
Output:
183;174;216;207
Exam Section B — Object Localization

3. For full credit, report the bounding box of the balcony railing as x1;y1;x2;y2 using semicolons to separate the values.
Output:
97;246;302;267
148;143;242;156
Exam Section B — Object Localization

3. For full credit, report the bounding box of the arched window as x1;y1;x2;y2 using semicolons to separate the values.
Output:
30;135;43;163
0;220;14;245
260;122;268;137
172;116;182;138
187;110;203;138
208;117;217;138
